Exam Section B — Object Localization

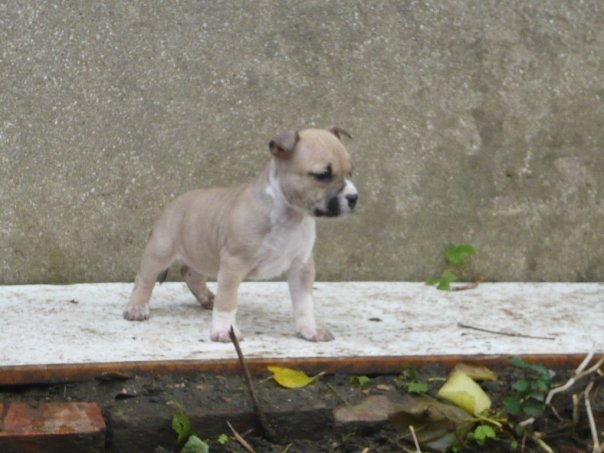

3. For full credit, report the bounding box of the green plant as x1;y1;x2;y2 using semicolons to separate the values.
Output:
445;244;476;266
393;366;428;395
172;412;193;444
171;410;210;453
426;244;476;291
217;433;229;445
351;375;371;387
503;358;552;418
406;381;428;395
426;270;459;291
468;424;497;446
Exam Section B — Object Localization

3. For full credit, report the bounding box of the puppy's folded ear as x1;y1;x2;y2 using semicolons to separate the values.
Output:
269;130;300;157
328;126;352;141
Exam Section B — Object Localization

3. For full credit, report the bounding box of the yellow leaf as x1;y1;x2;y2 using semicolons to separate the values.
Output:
267;366;314;389
452;363;497;381
437;370;491;415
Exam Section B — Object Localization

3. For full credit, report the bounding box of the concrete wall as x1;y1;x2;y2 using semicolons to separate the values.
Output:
1;1;602;284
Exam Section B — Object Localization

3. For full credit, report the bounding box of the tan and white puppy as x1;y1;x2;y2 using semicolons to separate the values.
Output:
123;127;358;342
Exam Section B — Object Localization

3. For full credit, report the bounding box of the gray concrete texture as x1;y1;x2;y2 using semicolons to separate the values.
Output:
1;1;603;284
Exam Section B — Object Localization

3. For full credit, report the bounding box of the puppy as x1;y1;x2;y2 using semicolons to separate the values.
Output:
123;127;358;342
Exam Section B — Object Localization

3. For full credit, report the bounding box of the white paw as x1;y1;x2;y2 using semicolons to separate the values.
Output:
211;325;242;343
123;305;150;321
297;326;334;342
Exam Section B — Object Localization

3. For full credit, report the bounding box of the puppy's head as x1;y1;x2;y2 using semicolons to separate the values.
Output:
269;127;358;218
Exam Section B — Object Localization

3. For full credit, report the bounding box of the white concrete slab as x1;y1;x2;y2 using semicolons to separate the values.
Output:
0;282;602;366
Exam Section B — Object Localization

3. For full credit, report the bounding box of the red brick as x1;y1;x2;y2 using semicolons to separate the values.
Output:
0;402;105;453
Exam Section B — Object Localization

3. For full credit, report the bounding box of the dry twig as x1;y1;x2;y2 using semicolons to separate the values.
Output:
585;381;602;453
227;420;256;453
546;352;603;405
457;323;555;341
451;282;480;291
229;326;276;441
409;425;423;453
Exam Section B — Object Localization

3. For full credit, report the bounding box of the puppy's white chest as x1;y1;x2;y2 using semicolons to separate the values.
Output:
250;217;315;280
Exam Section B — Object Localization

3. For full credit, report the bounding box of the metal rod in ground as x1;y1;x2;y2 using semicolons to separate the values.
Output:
229;326;276;442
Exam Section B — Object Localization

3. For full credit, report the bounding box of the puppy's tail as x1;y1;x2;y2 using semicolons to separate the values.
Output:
156;269;169;284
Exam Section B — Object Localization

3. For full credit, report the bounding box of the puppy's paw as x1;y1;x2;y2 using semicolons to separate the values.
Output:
211;325;243;343
123;305;150;321
196;291;214;310
297;326;334;342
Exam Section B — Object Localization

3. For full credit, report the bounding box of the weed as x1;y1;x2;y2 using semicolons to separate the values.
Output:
426;244;476;290
503;357;553;418
394;366;429;395
217;433;229;445
170;409;210;453
406;381;429;395
351;375;371;388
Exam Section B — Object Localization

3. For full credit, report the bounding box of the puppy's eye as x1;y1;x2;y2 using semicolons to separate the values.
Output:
310;165;332;182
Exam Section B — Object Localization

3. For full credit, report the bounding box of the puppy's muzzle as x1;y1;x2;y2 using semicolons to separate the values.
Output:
314;181;358;218
346;193;358;209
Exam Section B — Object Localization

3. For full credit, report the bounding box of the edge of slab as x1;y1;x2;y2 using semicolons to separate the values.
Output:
0;354;598;386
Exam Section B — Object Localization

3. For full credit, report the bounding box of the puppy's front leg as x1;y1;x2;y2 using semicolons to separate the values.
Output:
211;264;244;342
287;258;334;342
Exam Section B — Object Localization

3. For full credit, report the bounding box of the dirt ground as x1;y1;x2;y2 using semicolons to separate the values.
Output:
1;362;602;452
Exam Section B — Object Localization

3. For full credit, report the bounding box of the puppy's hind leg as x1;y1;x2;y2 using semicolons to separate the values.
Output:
123;236;174;321
181;265;214;309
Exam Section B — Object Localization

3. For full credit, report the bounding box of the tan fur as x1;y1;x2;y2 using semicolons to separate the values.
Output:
123;128;358;342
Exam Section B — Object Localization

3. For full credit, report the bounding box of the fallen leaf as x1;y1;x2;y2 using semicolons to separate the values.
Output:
267;366;315;389
389;394;474;453
181;434;210;453
437;370;491;415
335;395;393;424
452;363;497;381
172;412;192;444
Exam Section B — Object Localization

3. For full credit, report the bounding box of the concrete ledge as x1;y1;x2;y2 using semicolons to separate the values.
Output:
1;282;601;370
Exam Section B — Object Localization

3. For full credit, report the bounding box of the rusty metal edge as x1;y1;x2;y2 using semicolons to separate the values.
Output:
0;354;597;386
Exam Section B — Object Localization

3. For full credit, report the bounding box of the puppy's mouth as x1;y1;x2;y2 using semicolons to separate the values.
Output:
314;197;342;218
314;192;358;218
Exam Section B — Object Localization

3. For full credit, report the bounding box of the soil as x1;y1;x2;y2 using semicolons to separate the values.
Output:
0;362;602;453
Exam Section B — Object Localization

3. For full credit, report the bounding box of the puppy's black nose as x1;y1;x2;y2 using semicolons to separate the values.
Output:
346;193;358;209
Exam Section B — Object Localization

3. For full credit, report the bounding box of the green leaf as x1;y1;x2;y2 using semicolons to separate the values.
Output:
512;380;529;393
407;381;429;395
445;244;476;266
523;399;545;417
509;357;551;380
439;271;459;290
172;412;193;444
441;270;459;283
503;396;521;416
268;366;315;389
437;279;451;291
181;435;209;453
531;378;551;394
471;424;497;446
426;278;441;286
427;271;459;291
509;357;528;368
352;375;371;387
510;439;519;451
528;363;550;379
217;433;229;445
529;392;546;402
